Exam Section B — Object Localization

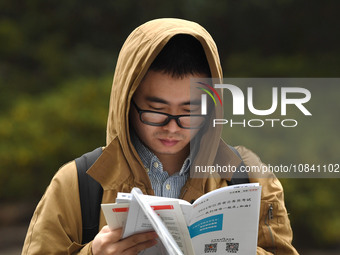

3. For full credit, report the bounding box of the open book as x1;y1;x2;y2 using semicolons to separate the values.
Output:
101;183;262;255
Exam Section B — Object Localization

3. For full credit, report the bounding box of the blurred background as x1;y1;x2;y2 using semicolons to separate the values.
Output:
0;0;339;254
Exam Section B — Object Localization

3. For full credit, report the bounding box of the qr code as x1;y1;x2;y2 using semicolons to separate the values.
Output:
226;243;239;253
204;243;217;253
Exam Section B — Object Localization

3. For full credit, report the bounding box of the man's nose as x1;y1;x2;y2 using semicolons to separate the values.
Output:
163;118;181;132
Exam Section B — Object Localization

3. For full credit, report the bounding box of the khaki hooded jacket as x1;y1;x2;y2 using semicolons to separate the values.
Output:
22;18;299;255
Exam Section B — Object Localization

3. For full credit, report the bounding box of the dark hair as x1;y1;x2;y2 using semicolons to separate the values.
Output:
149;34;211;78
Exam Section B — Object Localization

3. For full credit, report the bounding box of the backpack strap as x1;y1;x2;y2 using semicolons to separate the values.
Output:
227;145;249;185
75;147;103;244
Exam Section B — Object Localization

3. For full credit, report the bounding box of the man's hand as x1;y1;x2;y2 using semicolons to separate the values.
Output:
92;226;158;255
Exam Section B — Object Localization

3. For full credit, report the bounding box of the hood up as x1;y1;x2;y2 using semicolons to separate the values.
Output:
104;18;240;186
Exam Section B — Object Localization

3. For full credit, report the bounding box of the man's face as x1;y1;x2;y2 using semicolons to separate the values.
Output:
130;70;204;159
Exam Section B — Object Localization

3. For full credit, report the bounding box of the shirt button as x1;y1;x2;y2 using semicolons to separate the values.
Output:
166;184;171;190
146;168;150;173
153;162;159;168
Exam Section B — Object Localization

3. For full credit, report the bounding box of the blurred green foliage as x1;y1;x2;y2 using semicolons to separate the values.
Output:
0;76;111;199
0;0;339;250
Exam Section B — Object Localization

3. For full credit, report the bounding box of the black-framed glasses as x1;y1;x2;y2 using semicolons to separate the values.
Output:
132;100;206;129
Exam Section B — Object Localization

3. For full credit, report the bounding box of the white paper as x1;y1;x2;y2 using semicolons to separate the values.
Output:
102;184;262;255
101;203;129;230
189;184;261;255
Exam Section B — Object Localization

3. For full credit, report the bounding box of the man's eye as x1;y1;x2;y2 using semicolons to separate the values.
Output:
150;106;164;111
188;107;200;113
147;103;164;110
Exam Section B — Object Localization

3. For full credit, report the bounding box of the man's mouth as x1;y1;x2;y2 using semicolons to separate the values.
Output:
159;138;180;147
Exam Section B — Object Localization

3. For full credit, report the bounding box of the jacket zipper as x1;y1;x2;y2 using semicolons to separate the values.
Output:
264;204;276;254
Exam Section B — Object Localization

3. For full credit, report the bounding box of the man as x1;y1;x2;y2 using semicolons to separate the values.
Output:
23;18;299;254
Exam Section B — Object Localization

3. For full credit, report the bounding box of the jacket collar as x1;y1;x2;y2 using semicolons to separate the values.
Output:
189;138;242;181
87;136;241;197
86;137;152;192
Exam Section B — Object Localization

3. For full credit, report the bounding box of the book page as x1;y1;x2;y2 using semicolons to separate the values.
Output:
122;196;194;255
116;192;193;224
102;200;169;254
189;184;262;255
101;203;129;230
